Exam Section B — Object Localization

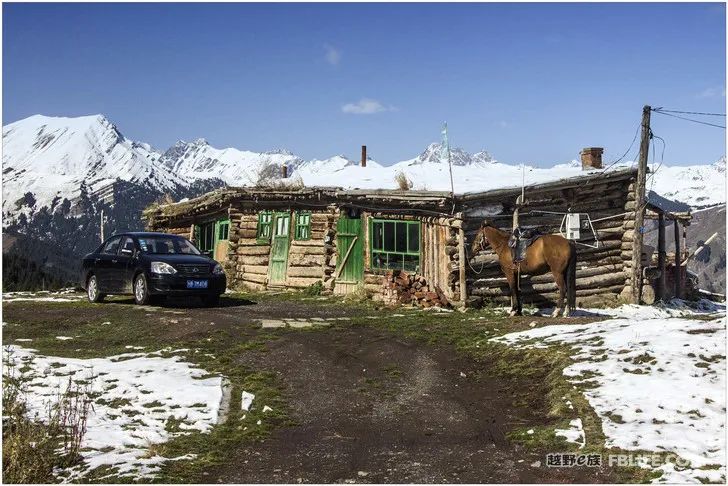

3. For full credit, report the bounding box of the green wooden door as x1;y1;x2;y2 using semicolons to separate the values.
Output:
335;215;363;292
269;213;291;285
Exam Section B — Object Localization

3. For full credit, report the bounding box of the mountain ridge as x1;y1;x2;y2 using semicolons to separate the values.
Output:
3;113;725;226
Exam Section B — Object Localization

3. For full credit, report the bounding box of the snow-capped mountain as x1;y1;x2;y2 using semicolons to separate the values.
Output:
159;139;304;186
3;114;725;226
648;156;726;209
399;143;495;166
2;114;184;221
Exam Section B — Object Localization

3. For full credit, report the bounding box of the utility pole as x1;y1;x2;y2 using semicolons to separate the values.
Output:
100;209;105;243
631;105;651;304
442;122;455;213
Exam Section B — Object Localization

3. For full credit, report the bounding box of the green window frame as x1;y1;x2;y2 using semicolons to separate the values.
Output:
294;211;311;240
369;219;421;272
195;221;216;252
194;218;230;253
256;211;273;243
218;220;230;241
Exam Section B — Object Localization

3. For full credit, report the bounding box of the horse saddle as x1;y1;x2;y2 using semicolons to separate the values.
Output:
508;227;542;264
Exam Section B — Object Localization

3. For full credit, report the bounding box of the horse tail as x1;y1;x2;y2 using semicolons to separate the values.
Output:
566;241;577;310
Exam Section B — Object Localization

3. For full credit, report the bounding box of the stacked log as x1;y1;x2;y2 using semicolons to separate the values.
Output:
464;173;637;307
380;270;450;308
231;212;270;290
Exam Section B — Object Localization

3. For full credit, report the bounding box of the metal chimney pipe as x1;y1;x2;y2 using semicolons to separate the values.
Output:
361;145;367;167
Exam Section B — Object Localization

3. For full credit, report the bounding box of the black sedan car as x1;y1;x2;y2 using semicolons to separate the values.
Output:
81;232;226;306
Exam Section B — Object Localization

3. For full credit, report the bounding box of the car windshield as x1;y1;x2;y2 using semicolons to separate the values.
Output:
137;236;201;255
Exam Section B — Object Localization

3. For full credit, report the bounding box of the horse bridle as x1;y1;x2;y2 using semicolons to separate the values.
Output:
476;231;489;252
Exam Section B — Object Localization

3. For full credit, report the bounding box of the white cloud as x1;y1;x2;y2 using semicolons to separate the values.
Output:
696;86;726;98
323;44;341;66
341;98;396;115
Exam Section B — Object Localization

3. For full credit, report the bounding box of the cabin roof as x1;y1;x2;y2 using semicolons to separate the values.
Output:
143;166;692;222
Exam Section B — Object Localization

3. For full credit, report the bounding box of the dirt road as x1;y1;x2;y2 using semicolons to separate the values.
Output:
3;294;612;483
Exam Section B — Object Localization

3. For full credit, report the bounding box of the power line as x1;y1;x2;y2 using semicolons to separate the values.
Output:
652;110;726;129
599;121;641;174
647;133;666;194
653;108;725;117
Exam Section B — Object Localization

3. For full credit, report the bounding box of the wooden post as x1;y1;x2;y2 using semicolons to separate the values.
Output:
458;222;467;304
656;212;666;301
631;105;651;304
100;209;105;242
674;220;681;299
361;145;367;168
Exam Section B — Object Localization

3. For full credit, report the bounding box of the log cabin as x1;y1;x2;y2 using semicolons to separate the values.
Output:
142;148;691;308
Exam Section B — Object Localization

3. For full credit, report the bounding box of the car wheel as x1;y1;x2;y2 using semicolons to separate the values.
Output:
201;294;220;307
133;274;151;305
87;275;105;303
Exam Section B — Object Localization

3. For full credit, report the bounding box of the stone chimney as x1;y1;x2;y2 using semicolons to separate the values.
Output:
281;164;288;178
580;147;604;170
361;145;367;167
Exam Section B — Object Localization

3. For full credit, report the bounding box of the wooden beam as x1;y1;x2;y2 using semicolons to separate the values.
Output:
458;224;467;303
674;219;681;299
656;212;666;301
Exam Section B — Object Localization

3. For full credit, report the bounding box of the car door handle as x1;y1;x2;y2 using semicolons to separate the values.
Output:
95;258;101;264
112;259;118;264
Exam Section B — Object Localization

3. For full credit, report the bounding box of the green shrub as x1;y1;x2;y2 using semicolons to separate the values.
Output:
303;281;324;296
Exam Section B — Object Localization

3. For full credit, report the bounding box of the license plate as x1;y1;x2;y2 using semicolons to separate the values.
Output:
186;280;208;289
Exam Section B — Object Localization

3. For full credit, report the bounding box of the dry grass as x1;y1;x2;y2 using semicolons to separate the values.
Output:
394;171;413;191
2;351;93;483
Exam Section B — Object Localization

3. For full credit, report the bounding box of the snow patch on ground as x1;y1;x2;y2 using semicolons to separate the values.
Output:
555;418;585;449
3;289;84;302
492;309;726;483
5;346;224;481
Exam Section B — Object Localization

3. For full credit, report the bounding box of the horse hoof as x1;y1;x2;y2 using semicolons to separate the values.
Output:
550;309;561;318
508;310;518;317
562;308;572;318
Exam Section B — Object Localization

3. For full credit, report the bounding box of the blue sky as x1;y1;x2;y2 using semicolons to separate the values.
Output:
3;2;726;166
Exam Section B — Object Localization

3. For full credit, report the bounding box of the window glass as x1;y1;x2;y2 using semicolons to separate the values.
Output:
138;236;200;255
403;254;419;272
295;212;311;240
372;222;383;250
218;222;229;241
383;222;395;251
101;236;122;255
408;224;420;253
387;253;403;269
119;237;135;254
257;212;273;242
195;222;216;252
370;220;421;272
395;222;407;252
274;214;290;236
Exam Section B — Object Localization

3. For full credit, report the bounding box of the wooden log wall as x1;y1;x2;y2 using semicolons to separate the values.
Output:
286;209;337;289
224;207;337;291
464;175;637;307
227;210;269;291
360;213;463;303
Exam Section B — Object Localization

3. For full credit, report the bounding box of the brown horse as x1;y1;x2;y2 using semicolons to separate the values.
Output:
471;221;576;317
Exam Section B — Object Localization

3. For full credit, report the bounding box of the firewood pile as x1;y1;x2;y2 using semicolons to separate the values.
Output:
380;270;451;308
